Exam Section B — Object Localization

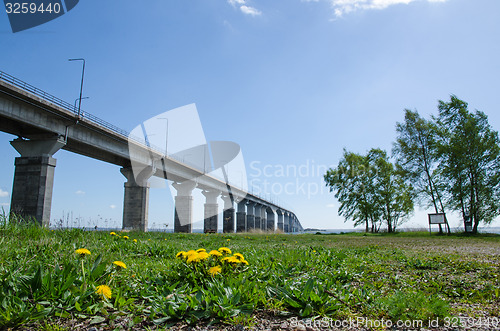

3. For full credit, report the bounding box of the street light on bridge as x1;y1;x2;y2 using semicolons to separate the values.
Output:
74;96;89;116
68;58;85;119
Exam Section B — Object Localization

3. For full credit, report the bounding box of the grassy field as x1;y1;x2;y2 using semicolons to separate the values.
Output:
1;220;499;330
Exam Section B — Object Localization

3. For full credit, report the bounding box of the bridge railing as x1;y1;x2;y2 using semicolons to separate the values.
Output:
0;70;77;114
0;70;298;218
0;70;150;146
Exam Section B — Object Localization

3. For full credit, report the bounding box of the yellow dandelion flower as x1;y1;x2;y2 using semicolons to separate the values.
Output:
186;250;197;257
176;251;187;259
227;239;230;242
123;235;129;240
74;248;91;257
218;247;232;255
197;251;210;261
228;256;240;263
209;266;222;276
110;232;117;236
113;261;127;269
133;239;138;243
222;256;240;264
95;285;112;299
233;253;244;261
187;254;201;264
196;248;207;253
209;250;222;257
241;259;249;265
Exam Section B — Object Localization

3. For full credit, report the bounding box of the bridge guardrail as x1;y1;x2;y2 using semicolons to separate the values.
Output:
0;70;156;147
0;70;77;113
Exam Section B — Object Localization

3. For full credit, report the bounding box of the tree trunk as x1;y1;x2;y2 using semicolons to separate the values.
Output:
472;217;479;234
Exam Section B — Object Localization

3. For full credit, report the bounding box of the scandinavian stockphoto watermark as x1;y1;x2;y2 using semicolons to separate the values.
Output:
127;104;248;226
125;104;335;226
3;0;79;33
286;316;500;329
249;160;335;199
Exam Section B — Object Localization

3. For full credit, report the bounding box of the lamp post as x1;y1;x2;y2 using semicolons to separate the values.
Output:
74;96;89;113
68;58;85;119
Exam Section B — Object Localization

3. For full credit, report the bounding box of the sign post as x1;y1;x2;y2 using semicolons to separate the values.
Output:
428;213;450;234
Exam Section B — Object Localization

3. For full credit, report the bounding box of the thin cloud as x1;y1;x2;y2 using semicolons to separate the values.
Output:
0;202;9;207
240;5;262;16
0;189;9;198
326;203;335;208
327;0;448;17
110;205;117;209
228;0;246;6
75;190;85;195
227;0;262;17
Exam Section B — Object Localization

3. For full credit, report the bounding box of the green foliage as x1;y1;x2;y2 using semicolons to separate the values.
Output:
270;278;343;317
394;109;447;217
381;290;450;323
324;148;414;232
436;95;500;233
1;223;499;329
332;95;500;234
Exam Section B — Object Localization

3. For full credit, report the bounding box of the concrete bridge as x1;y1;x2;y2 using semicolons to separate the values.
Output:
0;70;303;233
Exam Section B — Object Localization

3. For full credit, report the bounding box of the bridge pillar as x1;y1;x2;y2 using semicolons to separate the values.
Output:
121;166;154;232
254;204;262;231
222;194;235;233
173;180;197;233
276;210;284;232
291;214;297;232
266;208;275;231
202;189;220;233
236;199;247;232
284;212;290;233
246;201;255;231
260;206;267;231
10;137;66;227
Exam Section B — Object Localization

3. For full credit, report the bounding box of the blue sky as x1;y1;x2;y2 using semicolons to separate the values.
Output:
1;0;500;230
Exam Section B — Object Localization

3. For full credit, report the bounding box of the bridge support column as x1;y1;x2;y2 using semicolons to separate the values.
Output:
254;204;262;231
276;210;284;232
202;189;220;233
284;213;290;233
246;201;255;231
291;214;296;232
266;208;275;231
10;137;66;227
236;199;247;233
121;166;154;232
261;207;267;231
173;181;197;233
222;194;235;233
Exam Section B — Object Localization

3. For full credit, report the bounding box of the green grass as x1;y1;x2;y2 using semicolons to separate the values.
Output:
1;218;499;330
